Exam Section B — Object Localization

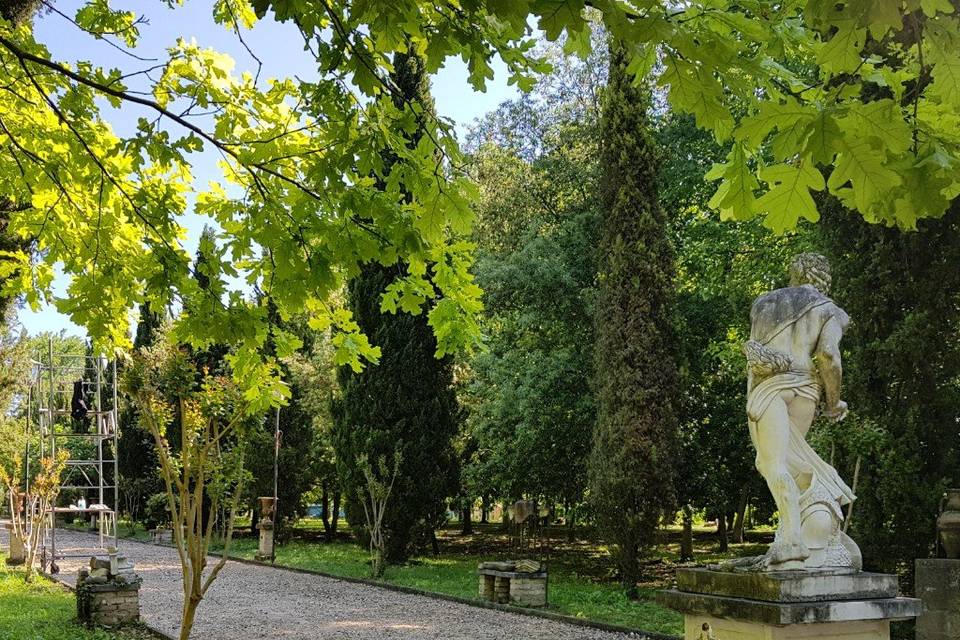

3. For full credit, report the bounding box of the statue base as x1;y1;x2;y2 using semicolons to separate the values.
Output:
658;568;921;639
254;518;274;562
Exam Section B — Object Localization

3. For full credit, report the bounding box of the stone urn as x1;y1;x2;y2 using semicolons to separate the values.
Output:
937;488;960;559
258;496;276;521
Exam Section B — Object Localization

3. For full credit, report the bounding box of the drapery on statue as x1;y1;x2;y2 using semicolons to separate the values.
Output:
741;253;861;571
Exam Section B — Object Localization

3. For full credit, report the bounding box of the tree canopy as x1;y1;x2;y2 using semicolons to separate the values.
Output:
2;0;958;406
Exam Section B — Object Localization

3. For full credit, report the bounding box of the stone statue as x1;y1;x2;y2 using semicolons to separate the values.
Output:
742;253;861;571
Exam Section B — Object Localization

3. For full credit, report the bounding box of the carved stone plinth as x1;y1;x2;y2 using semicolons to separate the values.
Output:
659;568;921;640
916;558;960;640
255;518;274;561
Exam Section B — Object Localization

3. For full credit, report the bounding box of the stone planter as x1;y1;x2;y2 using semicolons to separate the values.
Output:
76;568;141;628
937;488;960;559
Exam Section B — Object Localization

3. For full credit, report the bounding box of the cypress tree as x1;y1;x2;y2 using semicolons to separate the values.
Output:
117;302;164;522
587;43;679;594
332;49;459;562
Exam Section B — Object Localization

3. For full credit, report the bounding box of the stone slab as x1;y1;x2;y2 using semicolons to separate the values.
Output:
658;589;922;626
685;614;891;639
916;558;960;640
676;568;899;603
477;569;548;579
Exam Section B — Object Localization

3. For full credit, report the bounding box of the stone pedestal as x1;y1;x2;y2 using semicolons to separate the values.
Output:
659;568;921;640
77;566;141;628
5;524;25;566
916;558;960;640
255;518;274;561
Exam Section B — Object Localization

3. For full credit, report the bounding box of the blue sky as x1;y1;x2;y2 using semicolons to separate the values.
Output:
20;0;519;337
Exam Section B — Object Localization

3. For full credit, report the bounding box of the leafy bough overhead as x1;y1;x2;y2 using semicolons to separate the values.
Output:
1;0;957;406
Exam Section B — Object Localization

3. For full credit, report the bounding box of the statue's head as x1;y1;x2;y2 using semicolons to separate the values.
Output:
789;253;831;293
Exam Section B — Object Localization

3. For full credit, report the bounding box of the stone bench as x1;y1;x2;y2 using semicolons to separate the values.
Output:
477;562;547;607
149;528;172;544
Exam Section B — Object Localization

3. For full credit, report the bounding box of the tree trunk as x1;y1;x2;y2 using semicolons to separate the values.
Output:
732;489;748;543
460;505;473;535
480;495;489;524
717;511;729;552
680;504;694;561
330;491;340;537
430;529;440;556
179;595;201;640
320;483;332;538
565;503;576;542
500;502;511;532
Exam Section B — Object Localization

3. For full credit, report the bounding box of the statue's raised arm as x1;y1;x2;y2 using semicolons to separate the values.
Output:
740;253;861;572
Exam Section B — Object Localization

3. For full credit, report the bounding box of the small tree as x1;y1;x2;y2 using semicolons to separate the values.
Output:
358;453;401;579
125;337;253;640
0;448;68;582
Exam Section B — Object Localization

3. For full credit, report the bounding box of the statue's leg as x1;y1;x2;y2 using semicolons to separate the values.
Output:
754;391;809;567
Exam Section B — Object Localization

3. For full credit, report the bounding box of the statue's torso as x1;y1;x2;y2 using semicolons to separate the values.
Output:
748;284;848;381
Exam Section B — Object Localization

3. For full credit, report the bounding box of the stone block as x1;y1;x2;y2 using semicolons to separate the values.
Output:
494;576;510;604
6;532;25;565
685;615;890;639
916;559;960;640
479;574;495;600
676;568;898;603
658;589;921;626
509;576;547;607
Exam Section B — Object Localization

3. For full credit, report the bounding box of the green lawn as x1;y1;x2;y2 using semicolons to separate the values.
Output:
0;563;153;640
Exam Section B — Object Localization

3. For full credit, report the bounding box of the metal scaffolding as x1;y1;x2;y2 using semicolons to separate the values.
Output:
29;337;119;573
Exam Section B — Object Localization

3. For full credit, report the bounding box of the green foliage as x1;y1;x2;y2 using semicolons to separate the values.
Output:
246;314;333;532
3;0;959;411
587;44;678;592
660;112;809;527
463;34;604;510
143;491;172;530
334;259;460;562
333;50;459;564
817;200;960;581
117;303;165;522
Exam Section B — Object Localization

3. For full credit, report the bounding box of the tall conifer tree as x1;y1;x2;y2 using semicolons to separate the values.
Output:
332;49;459;562
587;43;679;593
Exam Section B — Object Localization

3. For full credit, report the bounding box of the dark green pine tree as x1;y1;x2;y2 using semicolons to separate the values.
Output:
332;49;459;563
117;301;164;523
586;42;679;594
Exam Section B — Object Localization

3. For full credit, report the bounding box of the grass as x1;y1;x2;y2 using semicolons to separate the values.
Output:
0;561;154;640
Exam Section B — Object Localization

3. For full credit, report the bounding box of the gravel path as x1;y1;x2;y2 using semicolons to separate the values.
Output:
50;530;638;640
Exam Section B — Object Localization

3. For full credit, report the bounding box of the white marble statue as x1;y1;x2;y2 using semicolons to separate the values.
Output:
742;253;861;571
